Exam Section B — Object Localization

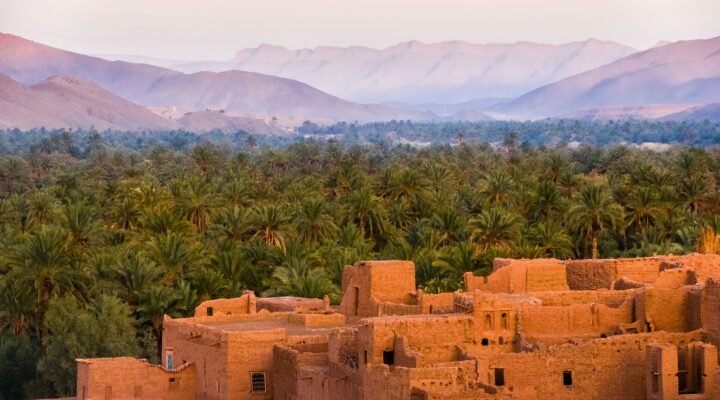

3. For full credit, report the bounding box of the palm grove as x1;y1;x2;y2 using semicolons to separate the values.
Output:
2;130;720;398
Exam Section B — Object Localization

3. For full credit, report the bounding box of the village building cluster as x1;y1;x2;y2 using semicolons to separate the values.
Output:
76;254;720;399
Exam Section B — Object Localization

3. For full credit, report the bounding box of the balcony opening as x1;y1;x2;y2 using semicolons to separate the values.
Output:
494;368;505;386
383;350;395;365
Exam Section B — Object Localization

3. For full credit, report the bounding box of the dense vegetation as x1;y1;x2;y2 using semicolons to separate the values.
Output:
2;127;720;398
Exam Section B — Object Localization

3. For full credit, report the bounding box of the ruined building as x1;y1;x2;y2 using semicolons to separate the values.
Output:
76;255;720;399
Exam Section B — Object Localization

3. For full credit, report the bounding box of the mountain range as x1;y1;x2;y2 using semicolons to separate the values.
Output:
1;33;720;132
500;37;720;118
0;33;423;124
0;74;287;134
131;39;638;104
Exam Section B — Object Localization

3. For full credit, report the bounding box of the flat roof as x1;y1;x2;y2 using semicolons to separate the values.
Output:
198;316;343;336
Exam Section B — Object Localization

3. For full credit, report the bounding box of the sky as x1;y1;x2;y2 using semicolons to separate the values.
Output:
1;0;719;60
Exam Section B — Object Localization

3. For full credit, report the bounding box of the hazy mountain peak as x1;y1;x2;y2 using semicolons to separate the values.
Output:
183;38;638;103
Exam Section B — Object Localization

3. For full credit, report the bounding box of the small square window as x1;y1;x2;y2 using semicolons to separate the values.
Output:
251;372;266;394
563;371;573;386
207;307;214;316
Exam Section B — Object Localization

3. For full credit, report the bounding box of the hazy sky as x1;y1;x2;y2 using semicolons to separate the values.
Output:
1;0;719;60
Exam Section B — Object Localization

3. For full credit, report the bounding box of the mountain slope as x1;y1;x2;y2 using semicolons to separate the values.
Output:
172;39;637;103
662;103;720;122
0;33;422;122
0;74;178;131
500;36;720;118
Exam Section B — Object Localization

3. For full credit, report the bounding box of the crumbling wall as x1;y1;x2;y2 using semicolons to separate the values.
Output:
653;267;697;289
257;296;328;313
643;287;702;332
470;331;706;400
75;357;196;400
530;290;633;307
340;260;417;318
466;259;568;294
288;312;346;328
702;278;720;348
162;316;229;398
358;315;474;367
520;300;634;338
194;291;255;317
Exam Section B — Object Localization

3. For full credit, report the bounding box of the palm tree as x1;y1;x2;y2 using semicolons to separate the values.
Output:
469;208;520;253
263;259;338;299
210;206;249;241
114;254;161;306
533;181;563;219
432;240;481;287
145;232;205;285
60;201;102;248
26;190;58;227
568;185;624;259
7;226;87;340
345;187;387;240
175;177;220;232
479;170;514;205
430;208;467;244
0;281;33;335
626;187;661;233
293;198;337;243
530;221;574;258
248;204;290;251
137;286;179;357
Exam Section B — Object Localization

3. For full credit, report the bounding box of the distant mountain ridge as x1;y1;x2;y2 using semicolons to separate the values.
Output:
168;39;637;103
0;74;287;133
0;33;425;123
500;36;720;118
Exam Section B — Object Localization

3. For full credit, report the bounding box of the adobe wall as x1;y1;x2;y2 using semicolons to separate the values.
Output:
358;315;475;367
566;254;720;290
272;344;330;400
520;299;634;339
420;292;455;314
470;331;707;400
163;317;230;399
641;287;702;333
465;259;568;294
340;260;417;317
75;357;196;400
702;278;720;348
529;289;634;307
257;296;328;313
194;292;256;317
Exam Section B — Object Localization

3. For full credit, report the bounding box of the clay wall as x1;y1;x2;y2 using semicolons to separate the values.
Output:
257;296;327;313
225;329;287;399
465;261;568;294
653;267;697;289
420;293;455;314
642;287;702;333
340;261;417;318
702;278;720;348
287;312;346;328
471;331;706;400
530;290;634;307
194;292;255;317
358;315;475;367
520;300;634;338
75;357;196;400
272;344;330;400
162;317;230;399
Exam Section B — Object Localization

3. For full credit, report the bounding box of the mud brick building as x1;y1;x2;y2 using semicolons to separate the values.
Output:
76;255;720;399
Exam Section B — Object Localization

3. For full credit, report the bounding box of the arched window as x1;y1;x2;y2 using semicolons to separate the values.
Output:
484;314;492;330
501;312;508;330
